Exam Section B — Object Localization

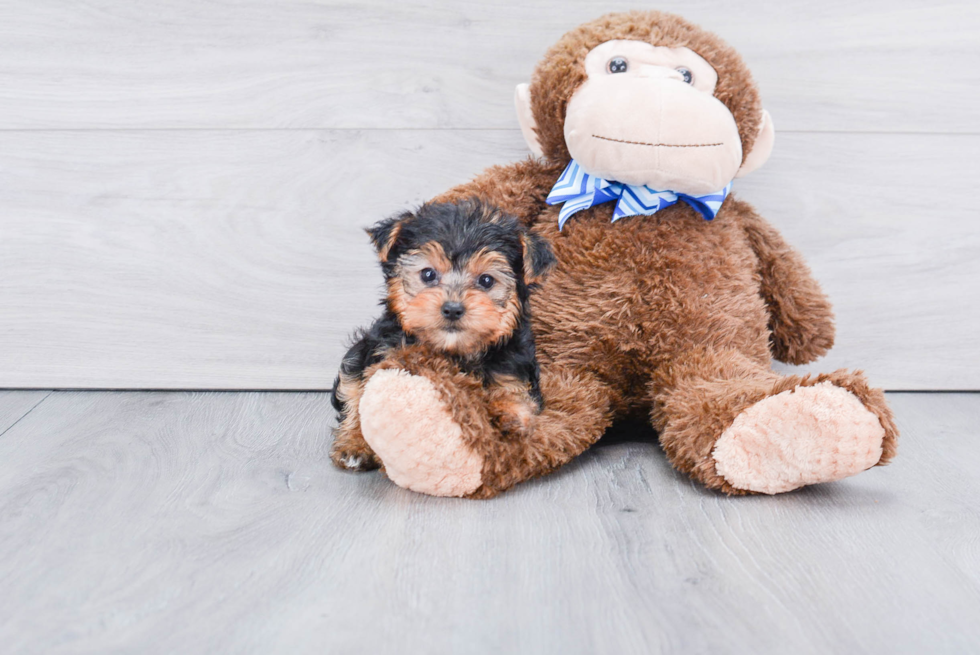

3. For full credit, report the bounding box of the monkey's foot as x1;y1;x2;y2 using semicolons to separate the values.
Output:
712;381;886;494
359;369;483;497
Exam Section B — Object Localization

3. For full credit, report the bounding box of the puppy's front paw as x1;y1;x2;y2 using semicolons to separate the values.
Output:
492;402;536;438
330;447;380;472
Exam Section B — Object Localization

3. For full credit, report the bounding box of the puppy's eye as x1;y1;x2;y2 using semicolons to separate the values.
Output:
420;268;438;284
607;57;628;74
676;67;693;84
477;274;495;289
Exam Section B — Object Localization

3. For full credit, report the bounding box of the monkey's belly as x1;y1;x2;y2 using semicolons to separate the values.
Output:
529;204;772;394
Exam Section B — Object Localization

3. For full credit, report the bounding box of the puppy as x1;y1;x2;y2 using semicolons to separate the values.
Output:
329;200;555;471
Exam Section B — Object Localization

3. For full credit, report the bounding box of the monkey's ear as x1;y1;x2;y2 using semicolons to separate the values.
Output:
366;212;409;262
521;231;555;286
736;109;775;179
515;83;545;158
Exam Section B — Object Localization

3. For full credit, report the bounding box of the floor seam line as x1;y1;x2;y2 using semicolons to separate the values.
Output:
0;391;54;439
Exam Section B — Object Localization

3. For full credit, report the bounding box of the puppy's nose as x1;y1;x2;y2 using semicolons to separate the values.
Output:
441;301;465;322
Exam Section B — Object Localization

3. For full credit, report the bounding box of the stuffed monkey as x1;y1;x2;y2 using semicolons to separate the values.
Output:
336;10;898;498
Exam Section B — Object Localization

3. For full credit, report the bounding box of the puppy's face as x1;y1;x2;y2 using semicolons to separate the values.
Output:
368;201;555;356
388;242;520;355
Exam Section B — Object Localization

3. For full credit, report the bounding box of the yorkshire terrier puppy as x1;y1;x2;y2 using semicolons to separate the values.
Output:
329;200;555;471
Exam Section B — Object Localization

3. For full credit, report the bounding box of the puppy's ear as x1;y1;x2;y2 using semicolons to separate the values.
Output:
366;211;410;262
521;231;556;286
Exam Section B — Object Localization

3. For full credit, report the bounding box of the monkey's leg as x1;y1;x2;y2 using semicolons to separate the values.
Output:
475;364;616;497
649;348;898;494
358;347;615;498
329;374;381;472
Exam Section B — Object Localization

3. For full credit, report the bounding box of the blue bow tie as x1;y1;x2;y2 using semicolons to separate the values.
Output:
546;160;733;230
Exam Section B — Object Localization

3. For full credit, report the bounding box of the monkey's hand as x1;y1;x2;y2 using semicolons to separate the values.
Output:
737;199;836;365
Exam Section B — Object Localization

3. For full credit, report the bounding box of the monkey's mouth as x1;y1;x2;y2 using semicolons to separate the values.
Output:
591;134;723;148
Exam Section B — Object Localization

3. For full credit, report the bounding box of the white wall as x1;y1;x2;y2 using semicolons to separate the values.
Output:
1;0;977;389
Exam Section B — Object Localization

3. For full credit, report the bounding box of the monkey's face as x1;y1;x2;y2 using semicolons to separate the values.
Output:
564;40;742;195
387;242;522;356
515;15;776;194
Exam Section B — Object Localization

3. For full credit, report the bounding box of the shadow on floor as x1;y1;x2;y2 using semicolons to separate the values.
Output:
594;415;660;449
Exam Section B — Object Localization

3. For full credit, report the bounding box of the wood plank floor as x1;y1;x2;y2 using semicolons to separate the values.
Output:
1;391;977;654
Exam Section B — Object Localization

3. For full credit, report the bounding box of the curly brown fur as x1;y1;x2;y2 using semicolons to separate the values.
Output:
428;186;893;498
358;11;897;497
737;200;836;364
472;364;616;498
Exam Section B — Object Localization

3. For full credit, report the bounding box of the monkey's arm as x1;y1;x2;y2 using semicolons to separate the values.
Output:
432;157;563;226
734;199;835;365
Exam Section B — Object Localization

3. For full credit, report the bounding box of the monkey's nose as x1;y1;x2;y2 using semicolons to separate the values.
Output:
441;301;466;322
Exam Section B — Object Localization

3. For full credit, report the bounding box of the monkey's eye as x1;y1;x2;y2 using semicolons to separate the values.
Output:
676;67;693;84
420;268;438;284
477;274;496;290
607;57;628;74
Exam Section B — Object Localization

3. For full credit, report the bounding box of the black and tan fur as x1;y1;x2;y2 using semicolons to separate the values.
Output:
330;200;555;471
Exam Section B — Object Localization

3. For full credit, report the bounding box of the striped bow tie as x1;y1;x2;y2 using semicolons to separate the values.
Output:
546;159;733;231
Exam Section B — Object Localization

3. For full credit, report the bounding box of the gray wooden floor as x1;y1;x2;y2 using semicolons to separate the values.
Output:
1;390;977;654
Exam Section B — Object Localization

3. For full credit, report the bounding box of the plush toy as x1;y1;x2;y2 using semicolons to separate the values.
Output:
339;10;898;498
